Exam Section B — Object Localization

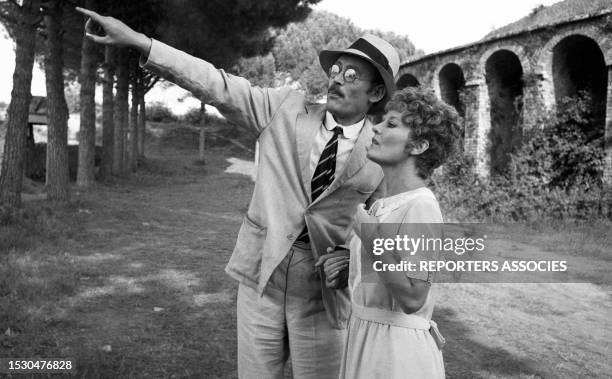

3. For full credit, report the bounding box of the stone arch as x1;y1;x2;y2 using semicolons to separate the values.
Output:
538;28;612;70
537;29;610;110
484;49;524;176
437;63;466;116
396;73;420;89
551;34;607;131
478;44;529;82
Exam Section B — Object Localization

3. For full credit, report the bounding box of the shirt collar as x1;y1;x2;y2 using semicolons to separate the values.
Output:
324;111;365;139
371;187;435;216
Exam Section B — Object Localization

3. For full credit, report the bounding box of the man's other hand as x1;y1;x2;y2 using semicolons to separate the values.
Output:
315;246;350;289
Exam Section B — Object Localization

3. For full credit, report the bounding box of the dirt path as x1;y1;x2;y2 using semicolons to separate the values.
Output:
44;148;252;377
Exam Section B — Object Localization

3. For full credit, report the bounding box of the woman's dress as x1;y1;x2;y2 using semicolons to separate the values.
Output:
339;187;446;379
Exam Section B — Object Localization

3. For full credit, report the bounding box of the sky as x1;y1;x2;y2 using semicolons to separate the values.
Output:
314;0;560;54
0;0;561;105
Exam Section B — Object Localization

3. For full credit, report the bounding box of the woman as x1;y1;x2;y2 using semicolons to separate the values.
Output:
317;86;462;378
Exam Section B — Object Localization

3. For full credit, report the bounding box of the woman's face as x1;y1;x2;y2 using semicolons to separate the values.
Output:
366;110;414;166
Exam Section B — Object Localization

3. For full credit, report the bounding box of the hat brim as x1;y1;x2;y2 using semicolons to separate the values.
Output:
319;48;396;114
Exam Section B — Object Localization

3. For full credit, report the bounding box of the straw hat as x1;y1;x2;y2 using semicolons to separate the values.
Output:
319;34;400;114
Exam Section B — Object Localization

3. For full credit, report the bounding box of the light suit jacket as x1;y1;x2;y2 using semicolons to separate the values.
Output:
143;40;384;329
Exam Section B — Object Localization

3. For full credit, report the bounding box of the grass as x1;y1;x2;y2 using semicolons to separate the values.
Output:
0;143;249;378
0;125;610;378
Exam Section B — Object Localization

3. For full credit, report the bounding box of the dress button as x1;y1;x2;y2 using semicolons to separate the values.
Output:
287;234;294;240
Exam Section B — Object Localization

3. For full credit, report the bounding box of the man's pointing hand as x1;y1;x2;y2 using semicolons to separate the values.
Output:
75;7;152;55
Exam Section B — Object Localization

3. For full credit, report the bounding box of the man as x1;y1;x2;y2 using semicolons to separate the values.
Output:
76;6;400;378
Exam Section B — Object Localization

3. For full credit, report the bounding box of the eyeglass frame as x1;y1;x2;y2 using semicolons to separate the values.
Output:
327;61;374;84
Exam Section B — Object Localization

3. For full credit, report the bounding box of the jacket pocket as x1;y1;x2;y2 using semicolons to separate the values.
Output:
226;214;267;286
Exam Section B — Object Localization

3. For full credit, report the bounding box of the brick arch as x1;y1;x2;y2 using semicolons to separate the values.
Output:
433;62;467;116
481;48;525;176
540;30;608;108
396;72;420;89
477;44;530;82
537;28;611;74
536;29;609;109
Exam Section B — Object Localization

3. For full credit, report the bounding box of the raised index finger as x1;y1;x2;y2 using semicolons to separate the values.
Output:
75;6;103;21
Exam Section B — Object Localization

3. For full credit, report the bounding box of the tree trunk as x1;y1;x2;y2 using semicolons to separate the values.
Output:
138;89;146;158
129;70;139;172
199;101;206;162
100;45;115;181
44;0;70;201
113;52;128;175
76;0;98;187
0;0;40;209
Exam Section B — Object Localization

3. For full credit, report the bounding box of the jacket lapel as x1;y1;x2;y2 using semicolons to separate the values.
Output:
296;104;326;197
312;117;375;205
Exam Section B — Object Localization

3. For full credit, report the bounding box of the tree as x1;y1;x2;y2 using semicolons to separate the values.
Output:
239;11;421;100
155;0;321;154
99;45;114;181
113;50;128;174
157;0;319;68
0;0;42;209
138;72;158;158
76;0;99;187
103;1;162;174
128;61;139;172
44;0;70;201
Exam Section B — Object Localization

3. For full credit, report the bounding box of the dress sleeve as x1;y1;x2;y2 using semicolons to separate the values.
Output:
396;196;444;282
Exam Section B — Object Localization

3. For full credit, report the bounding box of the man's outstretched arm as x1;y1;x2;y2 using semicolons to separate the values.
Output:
75;7;293;134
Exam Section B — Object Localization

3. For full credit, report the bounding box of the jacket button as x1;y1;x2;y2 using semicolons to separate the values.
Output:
287;234;294;240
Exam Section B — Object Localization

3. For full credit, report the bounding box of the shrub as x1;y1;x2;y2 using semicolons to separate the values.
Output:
146;102;178;123
508;91;605;190
432;92;610;223
182;107;203;124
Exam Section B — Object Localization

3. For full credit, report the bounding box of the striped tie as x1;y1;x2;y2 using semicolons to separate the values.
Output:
296;126;343;244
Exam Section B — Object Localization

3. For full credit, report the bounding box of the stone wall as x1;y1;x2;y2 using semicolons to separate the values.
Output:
397;12;612;182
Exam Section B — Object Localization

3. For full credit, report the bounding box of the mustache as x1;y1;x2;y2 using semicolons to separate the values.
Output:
327;85;343;97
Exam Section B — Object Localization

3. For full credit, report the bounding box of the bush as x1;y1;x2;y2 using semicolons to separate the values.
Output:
159;126;199;150
146;102;178;123
182;107;203;124
508;92;605;190
433;92;611;223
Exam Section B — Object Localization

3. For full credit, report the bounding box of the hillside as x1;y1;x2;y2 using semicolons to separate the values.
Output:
484;0;612;40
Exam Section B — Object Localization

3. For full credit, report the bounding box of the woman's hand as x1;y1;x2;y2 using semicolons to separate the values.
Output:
75;7;152;54
315;246;350;289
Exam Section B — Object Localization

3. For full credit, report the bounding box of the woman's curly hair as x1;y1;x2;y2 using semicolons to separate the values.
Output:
385;86;464;179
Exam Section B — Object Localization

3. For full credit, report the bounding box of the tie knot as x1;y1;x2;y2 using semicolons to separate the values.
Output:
333;126;343;137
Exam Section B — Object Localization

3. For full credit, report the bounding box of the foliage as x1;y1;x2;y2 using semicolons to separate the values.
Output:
433;93;610;223
181;107;203;125
64;80;81;113
234;10;420;100
232;53;277;88
158;0;320;69
0;100;7;121
146;102;178;123
508;91;605;190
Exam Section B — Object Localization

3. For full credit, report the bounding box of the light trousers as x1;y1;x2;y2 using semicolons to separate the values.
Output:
237;245;345;379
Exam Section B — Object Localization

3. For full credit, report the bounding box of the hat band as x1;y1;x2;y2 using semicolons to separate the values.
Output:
349;38;392;75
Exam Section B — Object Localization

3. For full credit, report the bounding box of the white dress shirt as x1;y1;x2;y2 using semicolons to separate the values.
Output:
309;112;366;179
